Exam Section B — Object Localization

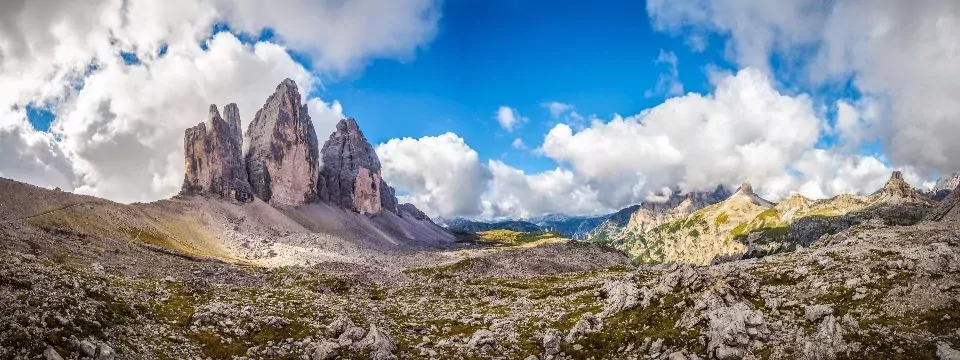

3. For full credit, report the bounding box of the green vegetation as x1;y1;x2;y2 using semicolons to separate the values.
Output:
475;229;564;245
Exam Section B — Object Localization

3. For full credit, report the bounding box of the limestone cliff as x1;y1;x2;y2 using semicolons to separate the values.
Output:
319;118;396;214
245;79;320;206
181;104;252;202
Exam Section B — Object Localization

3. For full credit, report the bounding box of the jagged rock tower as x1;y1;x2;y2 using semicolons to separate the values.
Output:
244;79;321;206
318;118;399;214
181;104;253;202
870;171;931;205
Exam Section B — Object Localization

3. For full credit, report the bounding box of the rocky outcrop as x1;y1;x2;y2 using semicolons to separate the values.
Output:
181;104;253;202
588;185;730;244
398;203;429;220
927;183;960;222
870;171;931;205
245;79;321;206
319;118;395;214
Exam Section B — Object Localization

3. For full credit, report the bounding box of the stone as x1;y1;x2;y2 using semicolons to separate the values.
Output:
43;346;63;360
80;340;97;356
542;330;562;355
309;341;340;360
96;343;115;360
245;79;320;206
804;304;833;323
359;324;397;360
706;303;768;360
599;279;641;317
928;181;960;222
338;326;366;347
182;104;253;202
468;329;497;348
318;118;396;214
803;315;846;360
566;313;601;343
938;342;960;360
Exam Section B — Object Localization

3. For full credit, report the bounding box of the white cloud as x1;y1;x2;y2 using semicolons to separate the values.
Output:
376;133;491;218
218;0;441;74
646;0;960;177
645;50;684;98
481;161;606;219
541;68;826;208
495;106;527;132
541;102;575;119
511;138;527;150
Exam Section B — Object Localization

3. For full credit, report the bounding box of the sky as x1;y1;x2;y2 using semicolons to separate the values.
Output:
2;0;960;220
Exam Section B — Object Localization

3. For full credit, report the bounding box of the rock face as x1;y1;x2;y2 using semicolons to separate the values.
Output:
398;203;429;220
319;118;395;214
870;171;929;204
245;79;321;206
928;183;960;222
181;104;253;202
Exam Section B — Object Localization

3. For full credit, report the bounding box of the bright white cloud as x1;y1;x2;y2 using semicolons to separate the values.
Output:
376;133;491;218
511;138;527;150
647;0;960;176
218;0;441;74
542;68;827;208
495;106;527;132
0;113;75;190
481;161;606;219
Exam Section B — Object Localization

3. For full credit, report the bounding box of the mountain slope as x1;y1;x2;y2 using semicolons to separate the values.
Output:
588;185;730;245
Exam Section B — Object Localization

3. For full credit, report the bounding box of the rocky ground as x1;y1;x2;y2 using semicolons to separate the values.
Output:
3;195;960;359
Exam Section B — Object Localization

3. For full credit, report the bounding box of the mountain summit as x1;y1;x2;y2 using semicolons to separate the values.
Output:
870;171;932;205
181;103;252;202
319;118;398;214
245;79;321;207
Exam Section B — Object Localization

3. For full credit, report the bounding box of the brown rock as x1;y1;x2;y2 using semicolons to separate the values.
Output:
927;183;960;222
245;79;320;206
181;104;252;202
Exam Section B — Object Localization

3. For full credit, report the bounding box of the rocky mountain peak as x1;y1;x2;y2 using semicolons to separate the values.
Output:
245;78;320;206
319;118;398;214
872;171;918;199
181;104;252;202
934;173;960;192
735;182;755;196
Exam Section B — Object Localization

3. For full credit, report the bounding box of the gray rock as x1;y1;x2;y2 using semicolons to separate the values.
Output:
566;313;601;343
96;343;115;360
600;279;641;317
542;330;562;355
245;79;320;206
804;304;833;322
706;302;768;360
398;203;430;221
309;341;340;360
43;347;63;360
803;315;846;360
80;340;97;356
182;104;253;202
360;324;397;360
468;329;497;348
338;326;365;347
938;342;960;360
319;118;396;214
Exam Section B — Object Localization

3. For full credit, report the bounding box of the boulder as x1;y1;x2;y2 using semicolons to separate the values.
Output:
319;118;397;214
245;79;320;206
181;104;253;202
359;324;397;360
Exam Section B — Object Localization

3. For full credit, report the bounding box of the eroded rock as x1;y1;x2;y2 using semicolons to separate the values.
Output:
182;104;253;202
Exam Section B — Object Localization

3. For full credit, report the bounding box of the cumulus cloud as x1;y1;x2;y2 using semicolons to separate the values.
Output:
376;133;491;218
495;106;527;132
646;0;960;176
541;68;826;207
511;138;527;150
481;161;606;219
218;0;441;74
0;0;440;203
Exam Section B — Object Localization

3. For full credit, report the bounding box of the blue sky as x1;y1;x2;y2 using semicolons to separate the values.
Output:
309;0;730;173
